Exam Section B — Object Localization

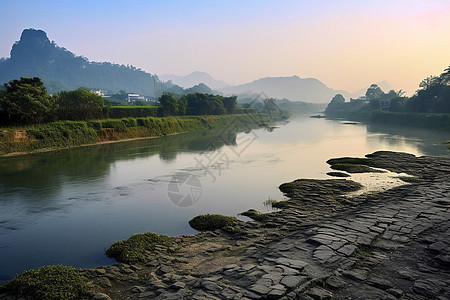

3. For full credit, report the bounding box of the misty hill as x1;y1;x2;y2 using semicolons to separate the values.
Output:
0;29;161;96
160;71;228;89
219;75;350;103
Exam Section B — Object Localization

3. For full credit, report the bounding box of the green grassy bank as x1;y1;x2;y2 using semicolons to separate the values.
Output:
0;114;269;156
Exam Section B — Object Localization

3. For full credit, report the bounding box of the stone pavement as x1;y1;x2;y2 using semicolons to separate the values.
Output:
1;151;449;299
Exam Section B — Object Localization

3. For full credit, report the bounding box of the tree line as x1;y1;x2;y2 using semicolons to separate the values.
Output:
325;66;450;116
159;93;237;116
0;77;240;126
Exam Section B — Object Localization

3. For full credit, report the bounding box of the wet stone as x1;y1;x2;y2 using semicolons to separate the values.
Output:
341;269;368;281
367;277;394;290
413;279;441;298
280;275;308;289
93;293;112;300
325;276;346;289
306;287;333;299
336;244;356;256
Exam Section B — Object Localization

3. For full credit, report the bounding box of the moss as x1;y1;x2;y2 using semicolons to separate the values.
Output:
106;232;173;264
326;157;372;166
352;245;373;258
271;200;290;209
240;209;270;223
326;171;351;177
189;214;242;231
0;265;89;300
330;163;385;173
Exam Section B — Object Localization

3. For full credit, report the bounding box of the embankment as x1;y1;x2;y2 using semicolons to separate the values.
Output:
0;114;269;156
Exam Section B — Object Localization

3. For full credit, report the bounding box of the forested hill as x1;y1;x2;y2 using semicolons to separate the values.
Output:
0;29;161;96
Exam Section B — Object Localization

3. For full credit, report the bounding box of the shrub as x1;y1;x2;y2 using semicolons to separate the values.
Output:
101;119;126;130
121;118;137;127
106;106;158;119
87;120;102;130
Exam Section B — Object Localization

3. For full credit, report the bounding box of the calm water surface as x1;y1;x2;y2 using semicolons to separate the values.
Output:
0;116;448;281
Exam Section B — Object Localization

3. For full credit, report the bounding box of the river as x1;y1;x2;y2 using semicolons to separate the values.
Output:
0;115;448;281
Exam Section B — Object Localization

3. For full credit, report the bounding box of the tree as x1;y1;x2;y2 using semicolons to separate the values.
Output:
159;93;180;116
365;84;385;100
324;94;346;115
222;96;237;114
0;77;52;125
439;66;450;85
419;76;440;90
53;87;104;121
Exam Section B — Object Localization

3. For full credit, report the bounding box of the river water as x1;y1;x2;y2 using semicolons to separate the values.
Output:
0;115;448;281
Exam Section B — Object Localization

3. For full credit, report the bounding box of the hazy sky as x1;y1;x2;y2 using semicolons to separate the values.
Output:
1;0;449;94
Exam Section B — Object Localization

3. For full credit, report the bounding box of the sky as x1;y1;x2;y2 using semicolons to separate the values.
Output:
0;0;449;95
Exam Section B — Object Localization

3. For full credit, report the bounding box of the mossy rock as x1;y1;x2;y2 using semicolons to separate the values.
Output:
271;200;290;209
189;214;242;231
0;265;89;300
326;157;372;166
330;163;385;173
326;171;351;177
106;232;173;264
240;209;270;223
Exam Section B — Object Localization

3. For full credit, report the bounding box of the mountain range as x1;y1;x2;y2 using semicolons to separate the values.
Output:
0;29;391;103
0;29;161;96
160;71;228;90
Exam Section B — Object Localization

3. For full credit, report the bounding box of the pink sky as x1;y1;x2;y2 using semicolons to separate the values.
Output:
0;0;449;95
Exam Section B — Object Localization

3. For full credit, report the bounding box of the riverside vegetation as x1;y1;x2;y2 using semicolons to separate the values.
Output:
324;66;450;131
0;77;276;156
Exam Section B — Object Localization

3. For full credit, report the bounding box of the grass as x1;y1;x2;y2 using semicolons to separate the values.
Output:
0;265;89;300
0;114;270;155
106;232;173;264
352;245;373;258
189;214;242;231
263;197;277;207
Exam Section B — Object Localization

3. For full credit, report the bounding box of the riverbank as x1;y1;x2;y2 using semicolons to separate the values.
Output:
1;151;449;299
0;114;269;157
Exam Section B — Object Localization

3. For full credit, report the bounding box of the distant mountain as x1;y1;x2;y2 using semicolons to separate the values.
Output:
160;71;228;89
219;75;350;103
0;29;161;96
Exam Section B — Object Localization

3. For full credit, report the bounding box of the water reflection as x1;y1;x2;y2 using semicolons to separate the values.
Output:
367;123;450;156
0;128;241;196
0;116;448;282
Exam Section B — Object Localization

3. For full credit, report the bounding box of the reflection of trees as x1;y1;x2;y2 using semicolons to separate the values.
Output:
0;125;250;197
366;123;450;156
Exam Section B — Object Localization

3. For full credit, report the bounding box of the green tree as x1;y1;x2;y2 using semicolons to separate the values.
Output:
159;93;180;116
110;90;127;102
365;84;385;100
54;87;104;121
419;76;440;90
0;77;52;125
222;96;237;113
